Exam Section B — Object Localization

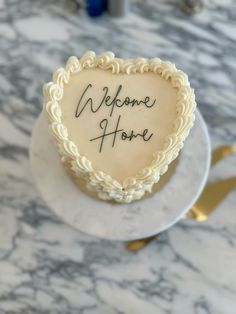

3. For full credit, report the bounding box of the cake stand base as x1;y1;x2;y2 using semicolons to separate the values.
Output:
30;110;210;241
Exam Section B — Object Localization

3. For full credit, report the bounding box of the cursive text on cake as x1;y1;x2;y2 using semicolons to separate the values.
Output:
75;84;156;118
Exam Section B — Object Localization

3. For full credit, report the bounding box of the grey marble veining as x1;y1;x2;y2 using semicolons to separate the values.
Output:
0;0;236;313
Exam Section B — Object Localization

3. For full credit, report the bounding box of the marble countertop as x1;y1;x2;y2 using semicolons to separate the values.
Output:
0;0;236;313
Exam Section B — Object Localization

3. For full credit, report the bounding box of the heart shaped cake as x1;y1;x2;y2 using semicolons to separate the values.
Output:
43;51;196;203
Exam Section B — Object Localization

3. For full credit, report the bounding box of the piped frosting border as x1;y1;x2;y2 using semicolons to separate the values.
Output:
43;51;196;203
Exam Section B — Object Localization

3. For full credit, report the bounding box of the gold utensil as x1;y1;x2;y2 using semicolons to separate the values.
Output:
187;145;236;221
188;144;236;221
126;236;156;252
126;144;236;252
211;144;236;166
187;177;236;221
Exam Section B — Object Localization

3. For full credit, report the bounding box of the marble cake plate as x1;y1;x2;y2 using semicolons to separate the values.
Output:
30;110;211;241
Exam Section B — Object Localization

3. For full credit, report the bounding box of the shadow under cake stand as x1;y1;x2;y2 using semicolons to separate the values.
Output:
30;110;211;241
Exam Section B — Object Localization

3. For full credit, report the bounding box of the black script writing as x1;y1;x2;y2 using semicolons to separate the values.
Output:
90;115;153;153
75;84;157;118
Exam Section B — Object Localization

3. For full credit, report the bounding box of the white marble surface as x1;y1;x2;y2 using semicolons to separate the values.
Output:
30;111;210;241
0;0;236;313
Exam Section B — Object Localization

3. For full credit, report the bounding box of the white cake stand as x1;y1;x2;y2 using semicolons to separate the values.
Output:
30;110;211;241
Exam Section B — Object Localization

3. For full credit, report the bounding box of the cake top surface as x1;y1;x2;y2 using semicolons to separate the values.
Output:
44;51;196;201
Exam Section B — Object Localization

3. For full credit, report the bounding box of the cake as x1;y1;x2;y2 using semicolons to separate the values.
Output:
43;51;196;203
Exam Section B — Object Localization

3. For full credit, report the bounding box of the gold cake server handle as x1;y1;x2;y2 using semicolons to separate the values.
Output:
126;144;236;252
188;144;236;221
211;144;236;166
187;177;236;221
126;236;156;252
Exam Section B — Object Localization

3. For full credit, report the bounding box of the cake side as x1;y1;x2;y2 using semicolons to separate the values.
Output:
43;51;196;203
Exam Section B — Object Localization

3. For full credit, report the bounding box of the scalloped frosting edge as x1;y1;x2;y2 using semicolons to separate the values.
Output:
43;51;196;203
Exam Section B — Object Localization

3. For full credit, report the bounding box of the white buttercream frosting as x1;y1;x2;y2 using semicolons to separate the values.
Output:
43;51;196;203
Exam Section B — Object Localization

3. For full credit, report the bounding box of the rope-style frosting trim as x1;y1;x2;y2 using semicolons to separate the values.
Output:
43;51;196;203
